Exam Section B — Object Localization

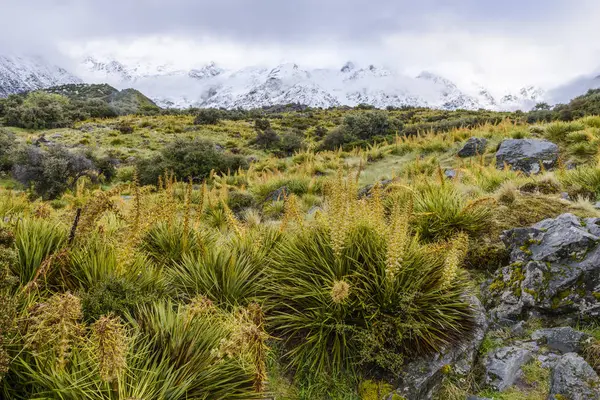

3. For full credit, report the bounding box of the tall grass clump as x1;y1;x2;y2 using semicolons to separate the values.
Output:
558;165;600;199
266;175;475;391
170;245;263;308
13;218;66;284
544;120;585;142
413;182;494;241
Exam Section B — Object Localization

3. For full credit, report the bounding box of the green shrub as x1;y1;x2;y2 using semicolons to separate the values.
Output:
193;108;221;125
81;276;150;321
342;111;401;140
0;129;16;173
12;146;98;199
136;138;248;185
4;92;72;129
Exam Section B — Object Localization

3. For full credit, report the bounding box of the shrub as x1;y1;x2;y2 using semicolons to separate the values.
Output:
136;138;248;185
320;127;352;150
342;111;401;140
277;129;305;156
253;128;281;149
81;276;150;321
194;108;221;125
4;92;72;129
254;119;271;131
12;146;98;199
0;129;16;173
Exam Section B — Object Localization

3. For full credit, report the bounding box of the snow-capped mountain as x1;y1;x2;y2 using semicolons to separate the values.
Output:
0;55;81;97
0;54;545;111
77;57;544;111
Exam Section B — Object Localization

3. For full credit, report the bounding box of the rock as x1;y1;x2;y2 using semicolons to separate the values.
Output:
495;139;559;174
357;179;393;198
560;192;571;201
531;327;591;354
510;321;526;337
458;137;488;157
265;186;290;202
548;353;600;400
595;202;600;210
391;295;488;399
51;134;63;139
486;213;600;323
483;345;535;391
307;206;322;216
444;169;457;179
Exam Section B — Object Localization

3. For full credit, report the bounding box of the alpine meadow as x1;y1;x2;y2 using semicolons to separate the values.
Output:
3;1;600;398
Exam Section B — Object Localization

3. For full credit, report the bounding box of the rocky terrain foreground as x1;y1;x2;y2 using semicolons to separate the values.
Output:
387;138;600;399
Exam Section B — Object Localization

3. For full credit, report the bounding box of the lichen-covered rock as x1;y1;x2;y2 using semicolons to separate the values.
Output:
390;295;488;399
485;214;600;324
264;186;290;202
483;344;536;391
548;353;600;400
358;179;393;198
458;137;488;157
531;327;591;354
495;139;559;174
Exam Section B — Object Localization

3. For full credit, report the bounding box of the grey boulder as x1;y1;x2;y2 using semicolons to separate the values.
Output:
486;213;600;323
531;327;591;354
483;344;535;391
458;137;488;157
548;353;600;400
496;139;559;174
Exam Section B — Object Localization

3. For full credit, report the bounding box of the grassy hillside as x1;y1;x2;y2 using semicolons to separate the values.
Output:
1;92;600;399
45;83;161;115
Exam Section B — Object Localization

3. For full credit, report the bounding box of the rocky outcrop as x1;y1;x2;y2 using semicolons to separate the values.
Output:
485;214;600;324
495;139;559;174
458;137;487;157
548;353;600;400
391;295;488;399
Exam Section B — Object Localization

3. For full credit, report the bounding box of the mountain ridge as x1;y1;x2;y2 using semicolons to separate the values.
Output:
0;54;554;111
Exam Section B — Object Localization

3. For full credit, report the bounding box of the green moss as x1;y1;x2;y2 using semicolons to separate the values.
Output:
358;380;394;400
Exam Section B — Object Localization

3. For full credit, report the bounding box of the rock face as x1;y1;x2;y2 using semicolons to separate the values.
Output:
495;139;559;174
483;345;535;391
486;214;600;324
458;137;488;157
548;353;600;400
531;327;591;354
391;295;488;399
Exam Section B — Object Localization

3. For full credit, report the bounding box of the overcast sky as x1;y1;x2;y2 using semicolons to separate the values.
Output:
1;0;599;91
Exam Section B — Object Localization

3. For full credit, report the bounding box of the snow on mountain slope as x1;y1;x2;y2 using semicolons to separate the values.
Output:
0;55;81;97
0;54;546;111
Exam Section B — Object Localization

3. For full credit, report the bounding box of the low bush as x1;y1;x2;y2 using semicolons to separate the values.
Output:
136;138;248;185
